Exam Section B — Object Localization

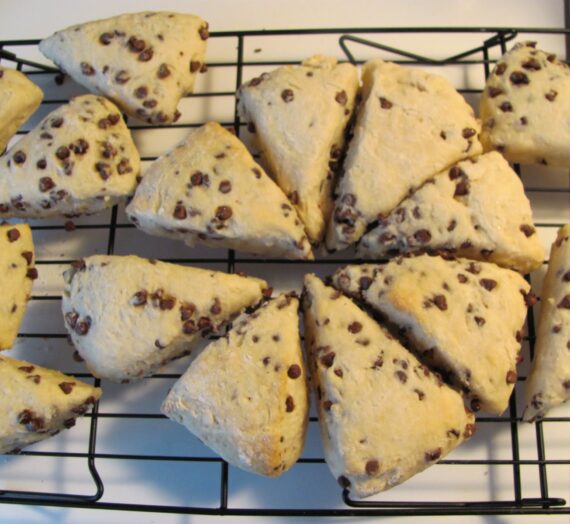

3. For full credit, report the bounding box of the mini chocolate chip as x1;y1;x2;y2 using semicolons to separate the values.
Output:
474;316;486;326
199;24;209;40
281;89;294;103
51;117;64;128
252;167;262;179
59;382;75;394
159;296;176;310
553;324;562;333
55;146;70;160
337;476;351;489
440;130;447;139
462;127;476;139
247;122;256;133
557;295;570;309
13;151;26;164
138;48;154;62
21;251;33;265
454;181;469;197
348;321;362;334
99;32;113;45
433;295;447;311
80;62;95;76
448;166;464;180
470;398;481;412
95;162;112;181
288;364;302;379
506;370;517;384
335;90;348;105
285;395;295;412
117;159;132;174
197;317;212;330
134;86;148;99
75;316;91;335
545;89;558;102
36;158;47;169
334;368;343;378
143;99;158;108
71;138;89;155
38;177;55;193
479;278;497;291
359;276;372;290
522;58;541;71
215;205;232;221
488;86;504;98
510;71;529;85
320;352;336;368
395;370;407;383
414;229;432;244
500;101;513;112
173;202;187;220
425;448;442;462
218;180;232;193
379;96;392;109
365;459;380;476
182;320;197;334
128;36;146;52
190;171;204;186
323;400;333;411
189;60;201;73
131;290;148;306
157;63;170;78
210;299;222;315
522;291;538;307
518;224;535;237
7;228;20;242
115;70;130;84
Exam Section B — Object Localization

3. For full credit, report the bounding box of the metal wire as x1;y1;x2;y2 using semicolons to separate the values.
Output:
0;26;569;517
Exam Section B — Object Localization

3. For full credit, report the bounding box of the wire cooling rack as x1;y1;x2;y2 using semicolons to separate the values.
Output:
0;26;569;518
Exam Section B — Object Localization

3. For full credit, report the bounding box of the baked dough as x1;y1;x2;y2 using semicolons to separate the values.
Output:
0;95;140;218
524;225;570;421
0;223;36;349
162;293;308;476
126;122;313;260
303;274;475;497
0;67;43;153
358;152;543;274
39;11;208;124
332;255;530;415
237;55;358;244
62;255;268;382
327;59;482;251
480;41;570;167
0;355;101;454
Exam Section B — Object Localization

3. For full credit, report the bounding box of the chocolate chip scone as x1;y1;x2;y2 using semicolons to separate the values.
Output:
358;152;543;274
126;122;313;260
0;355;101;454
480;41;570;167
326;60;482;251
0;95;140;218
0;67;43;153
332;255;531;415
62;255;268;382
303;274;475;497
162;293;308;476
39;12;208;124
237;55;358;245
0;223;36;349
524;225;570;421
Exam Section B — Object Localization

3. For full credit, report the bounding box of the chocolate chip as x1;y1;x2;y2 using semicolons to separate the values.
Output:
479;278;497;291
522;291;538;307
285;395;295;412
247;122;256;133
182;320;197;334
55;146;70;161
38;177;55;193
99;32;113;45
470;398;481;412
218;180;232;193
215;206;232;221
545;89;558;102
21;251;33;265
558;295;570;309
180;303;196;322
18;409;45;432
159;296;176;310
199;24;209;40
157;63;170;78
75;316;91;336
281;89;294;103
519;224;535;237
323;400;333;411
134;86;148;99
365;459;380;476
117;159;132;174
337;476;351;489
210;298;222;315
414;229;432;244
425;448;442;462
348;321;362;334
173;202;187;220
395;370;407;383
95;162;112;181
510;71;530;85
462;128;476;139
488;86;504;98
59;382;75;394
131;290;148;306
474;316;486;326
36;158;47;169
320;352;336;368
80;62;95;76
454;181;469;197
51;117;64;128
499;101;513;112
252;167;262;179
448;166;464;180
447;219;457;232
522;58;541;71
335;90;348;105
115;70;130;84
359;276;372;291
138;48;154;62
379;96;392;109
13;151;26;164
433;295;448;311
197;317;212;330
288;364;302;379
506;370;517;384
190;171;205;186
190;60;201;73
128;36;146;52
7;228;20;242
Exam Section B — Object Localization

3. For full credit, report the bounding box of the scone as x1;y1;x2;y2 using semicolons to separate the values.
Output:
480;41;570;167
0;95;140;218
358;152;543;274
303;274;475;497
0;223;36;349
39;12;208;124
0;67;43;153
327;60;482;251
0;355;101;454
62;255;268;382
162;293;308;476
126;122;313;260
332;254;531;415
524;225;570;421
237;55;359;244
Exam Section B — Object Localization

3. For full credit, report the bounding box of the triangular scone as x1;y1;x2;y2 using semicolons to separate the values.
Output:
332;256;531;415
126;122;313;260
162;293;308;476
0;355;101;454
62;255;268;382
0;67;43;153
39;12;208;124
0;95;140;218
302;274;474;497
358;152;543;274
0;224;36;350
237;55;358;244
524;226;570;421
480;41;570;167
327;60;482;251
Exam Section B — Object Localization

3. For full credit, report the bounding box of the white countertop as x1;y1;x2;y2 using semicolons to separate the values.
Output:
0;1;569;523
